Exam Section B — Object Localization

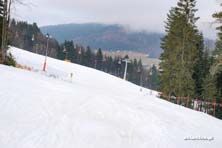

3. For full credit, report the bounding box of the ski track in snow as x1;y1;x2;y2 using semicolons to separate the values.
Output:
0;47;222;148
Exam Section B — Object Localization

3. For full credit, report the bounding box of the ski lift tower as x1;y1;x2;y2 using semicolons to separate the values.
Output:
123;58;131;80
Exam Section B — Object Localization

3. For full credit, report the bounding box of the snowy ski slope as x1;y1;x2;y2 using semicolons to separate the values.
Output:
0;47;222;148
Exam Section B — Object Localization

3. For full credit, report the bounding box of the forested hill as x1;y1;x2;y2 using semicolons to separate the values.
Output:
9;20;60;58
40;23;164;58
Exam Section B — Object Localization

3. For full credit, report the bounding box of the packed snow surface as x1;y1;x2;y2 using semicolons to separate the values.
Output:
0;47;222;148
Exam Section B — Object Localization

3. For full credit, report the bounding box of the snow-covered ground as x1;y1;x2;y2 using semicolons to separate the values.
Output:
0;47;222;148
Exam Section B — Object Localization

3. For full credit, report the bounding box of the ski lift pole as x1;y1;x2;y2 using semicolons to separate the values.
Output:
117;59;121;77
123;58;131;80
43;34;49;72
32;34;37;53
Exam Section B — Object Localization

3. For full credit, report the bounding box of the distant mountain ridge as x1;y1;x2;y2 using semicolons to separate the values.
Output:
40;23;215;58
40;23;164;58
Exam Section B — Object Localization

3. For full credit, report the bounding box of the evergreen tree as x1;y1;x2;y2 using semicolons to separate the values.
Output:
193;33;205;98
160;0;199;97
148;65;160;90
9;20;60;58
96;48;103;70
131;59;138;84
79;46;85;65
66;41;74;60
106;56;114;74
212;2;222;98
137;59;143;86
199;4;222;118
202;49;211;78
203;74;217;104
84;46;93;67
213;7;222;56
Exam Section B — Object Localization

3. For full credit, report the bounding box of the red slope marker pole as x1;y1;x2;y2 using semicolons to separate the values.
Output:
43;61;46;72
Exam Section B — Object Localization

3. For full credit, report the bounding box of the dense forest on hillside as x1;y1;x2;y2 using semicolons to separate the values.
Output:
40;23;164;58
9;19;60;58
41;23;215;58
8;20;160;90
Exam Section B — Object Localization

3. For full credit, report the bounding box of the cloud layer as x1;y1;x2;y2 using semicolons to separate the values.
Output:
13;0;221;39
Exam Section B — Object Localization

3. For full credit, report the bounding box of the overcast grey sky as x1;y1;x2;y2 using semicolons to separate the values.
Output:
12;0;222;39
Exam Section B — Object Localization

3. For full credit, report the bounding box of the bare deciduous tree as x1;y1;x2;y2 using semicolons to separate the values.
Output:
0;0;28;63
